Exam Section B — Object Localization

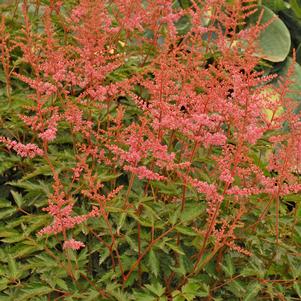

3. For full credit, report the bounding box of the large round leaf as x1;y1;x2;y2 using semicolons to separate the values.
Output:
249;5;291;62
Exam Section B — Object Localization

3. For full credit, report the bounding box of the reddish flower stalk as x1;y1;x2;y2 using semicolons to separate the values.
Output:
1;1;301;289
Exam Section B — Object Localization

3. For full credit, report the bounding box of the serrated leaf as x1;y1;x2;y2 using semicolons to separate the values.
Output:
7;255;18;280
10;190;23;207
172;290;185;301
182;282;199;295
0;278;8;291
133;291;156;301
151;181;181;195
11;245;40;259
221;254;235;277
175;226;197;236
20;165;52;181
241;259;265;278
7;180;44;192
171;256;187;276
0;199;12;209
107;287;129;301
165;242;185;255
287;255;301;278
56;278;68;291
243;282;262;301
117;212;127;233
16;284;52;301
169;207;181;225
147;249;159;277
144;282;165;297
0;207;16;219
1;234;24;243
182;281;209;298
226;280;246;297
129;213;163;228
85;289;103;301
142;202;161;220
0;229;20;238
198;283;210;297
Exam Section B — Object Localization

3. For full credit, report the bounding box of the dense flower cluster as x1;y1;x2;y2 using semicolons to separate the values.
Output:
0;136;43;158
63;239;85;250
1;0;301;273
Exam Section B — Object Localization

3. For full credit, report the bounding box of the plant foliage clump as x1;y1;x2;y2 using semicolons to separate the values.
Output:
0;0;301;300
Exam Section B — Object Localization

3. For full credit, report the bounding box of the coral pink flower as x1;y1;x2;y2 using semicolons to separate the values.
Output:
63;239;85;250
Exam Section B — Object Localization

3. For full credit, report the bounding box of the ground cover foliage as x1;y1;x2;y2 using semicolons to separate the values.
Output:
0;0;301;300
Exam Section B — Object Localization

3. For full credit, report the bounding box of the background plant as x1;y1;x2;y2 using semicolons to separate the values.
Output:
0;0;301;300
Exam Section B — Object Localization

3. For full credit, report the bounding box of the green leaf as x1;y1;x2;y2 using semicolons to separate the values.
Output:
142;202;161;220
180;202;205;223
175;225;197;236
7;255;18;280
171;256;188;276
262;0;288;12
198;283;210;297
0;199;12;209
1;234;24;244
221;254;235;277
226;280;246;297
287;255;301;278
0;278;9;291
20;165;53;181
16;284;52;301
291;0;301;18
10;190;23;208
0;207;16;219
182;282;199;301
98;172;122;182
107;287;129;301
165;242;185;255
129;213;163;228
147;249;160;277
181;281;209;299
241;258;267;279
144;282;165;297
175;15;191;35
294;282;301;298
169;206;181;225
56;278;68;291
172;290;185;301
0;160;15;175
11;245;40;259
117;212;127;233
249;5;291;62
243;282;262;301
133;292;156;301
151;181;181;195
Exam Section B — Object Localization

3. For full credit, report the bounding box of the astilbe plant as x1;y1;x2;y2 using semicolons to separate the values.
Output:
1;0;301;299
